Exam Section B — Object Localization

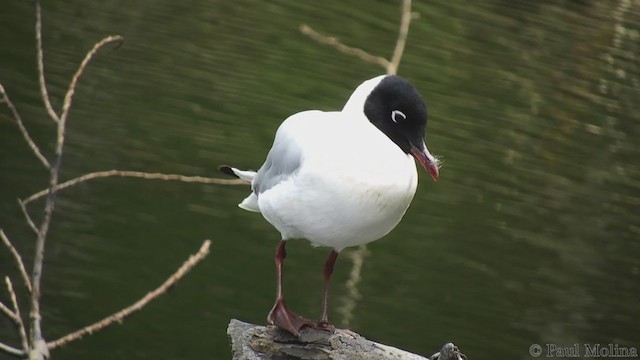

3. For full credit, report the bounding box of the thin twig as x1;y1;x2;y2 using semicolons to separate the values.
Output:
22;170;247;205
0;298;16;321
0;295;26;356
0;342;25;357
299;24;390;70
47;239;212;350
35;0;60;123
0;84;51;169
388;0;412;75
0;230;33;293
18;199;39;235
1;278;30;356
59;35;123;125
300;0;413;76
5;277;30;354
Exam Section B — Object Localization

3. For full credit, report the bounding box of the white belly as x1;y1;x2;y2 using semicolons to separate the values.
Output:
258;151;418;251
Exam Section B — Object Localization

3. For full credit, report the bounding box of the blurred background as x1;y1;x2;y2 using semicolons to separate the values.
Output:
1;0;639;359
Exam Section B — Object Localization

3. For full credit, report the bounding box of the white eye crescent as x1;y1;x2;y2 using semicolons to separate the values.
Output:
391;110;406;123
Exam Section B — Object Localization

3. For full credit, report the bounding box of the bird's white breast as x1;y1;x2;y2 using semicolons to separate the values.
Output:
256;110;419;251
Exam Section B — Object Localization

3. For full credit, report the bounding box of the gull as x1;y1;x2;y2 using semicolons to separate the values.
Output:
220;74;439;336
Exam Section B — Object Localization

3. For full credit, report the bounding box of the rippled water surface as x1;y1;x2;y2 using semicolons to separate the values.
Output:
1;1;639;359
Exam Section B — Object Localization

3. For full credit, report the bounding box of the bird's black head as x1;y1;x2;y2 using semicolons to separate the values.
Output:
364;75;427;153
364;75;439;181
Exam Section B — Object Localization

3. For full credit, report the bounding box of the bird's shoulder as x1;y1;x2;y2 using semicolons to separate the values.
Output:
278;109;367;151
275;110;340;140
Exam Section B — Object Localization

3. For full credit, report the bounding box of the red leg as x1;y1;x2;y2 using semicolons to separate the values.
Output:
318;250;339;328
275;239;286;299
267;240;312;337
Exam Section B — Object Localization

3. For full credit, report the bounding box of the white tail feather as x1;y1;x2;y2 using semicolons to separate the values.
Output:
231;167;256;182
238;193;260;212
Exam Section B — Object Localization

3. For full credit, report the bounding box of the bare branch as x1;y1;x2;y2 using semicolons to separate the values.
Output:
388;0;412;75
0;230;32;293
299;24;390;70
22;170;247;205
0;84;51;169
18;199;39;235
59;35;123;124
0;341;25;357
47;239;212;350
5;278;30;354
29;34;124;354
35;0;60;123
0;277;30;357
0;298;16;321
29;90;65;359
29;159;58;356
17;2;223;358
300;0;413;76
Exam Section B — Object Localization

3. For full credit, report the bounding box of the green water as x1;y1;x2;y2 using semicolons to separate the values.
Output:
1;1;638;359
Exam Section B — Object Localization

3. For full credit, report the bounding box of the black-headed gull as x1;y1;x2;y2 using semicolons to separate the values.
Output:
220;75;439;336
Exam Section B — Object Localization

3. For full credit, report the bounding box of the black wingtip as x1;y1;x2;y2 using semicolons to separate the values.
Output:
218;165;239;178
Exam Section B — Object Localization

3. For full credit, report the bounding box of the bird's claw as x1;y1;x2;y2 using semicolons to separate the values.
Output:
267;298;313;337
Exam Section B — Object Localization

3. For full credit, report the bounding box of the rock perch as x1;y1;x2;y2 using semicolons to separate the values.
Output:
227;319;466;360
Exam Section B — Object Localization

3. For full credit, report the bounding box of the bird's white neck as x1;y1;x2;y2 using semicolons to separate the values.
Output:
341;75;387;115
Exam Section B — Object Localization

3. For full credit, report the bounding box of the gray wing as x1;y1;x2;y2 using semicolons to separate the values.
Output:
253;132;303;195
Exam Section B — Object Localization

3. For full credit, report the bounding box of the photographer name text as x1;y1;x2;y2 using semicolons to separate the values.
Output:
529;343;637;358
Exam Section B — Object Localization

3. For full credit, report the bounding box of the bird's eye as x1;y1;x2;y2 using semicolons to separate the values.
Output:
391;110;406;123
